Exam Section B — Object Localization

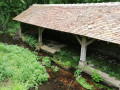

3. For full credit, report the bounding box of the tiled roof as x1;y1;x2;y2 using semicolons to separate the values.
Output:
13;2;120;44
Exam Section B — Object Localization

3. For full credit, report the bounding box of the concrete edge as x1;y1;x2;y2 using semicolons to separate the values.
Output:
79;65;120;89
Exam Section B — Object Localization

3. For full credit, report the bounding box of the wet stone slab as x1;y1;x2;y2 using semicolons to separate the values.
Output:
41;40;66;54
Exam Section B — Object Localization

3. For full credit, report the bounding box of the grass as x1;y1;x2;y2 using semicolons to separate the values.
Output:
0;43;49;90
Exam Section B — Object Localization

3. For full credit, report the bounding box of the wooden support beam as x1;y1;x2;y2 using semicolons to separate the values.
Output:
79;36;87;66
19;23;22;38
74;35;82;45
87;39;95;46
19;23;25;42
74;35;95;67
38;27;44;46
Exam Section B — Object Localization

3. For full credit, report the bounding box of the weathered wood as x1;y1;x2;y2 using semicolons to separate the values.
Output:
38;28;44;46
75;35;95;66
19;23;25;42
19;23;22;37
87;39;95;46
74;35;82;45
80;37;87;62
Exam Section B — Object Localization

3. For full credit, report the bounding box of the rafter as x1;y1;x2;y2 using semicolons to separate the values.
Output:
74;35;82;45
87;39;95;46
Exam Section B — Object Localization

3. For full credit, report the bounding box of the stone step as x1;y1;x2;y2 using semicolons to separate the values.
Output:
41;40;66;54
41;45;57;54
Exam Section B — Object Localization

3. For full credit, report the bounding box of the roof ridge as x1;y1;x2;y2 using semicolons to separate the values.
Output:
33;2;120;7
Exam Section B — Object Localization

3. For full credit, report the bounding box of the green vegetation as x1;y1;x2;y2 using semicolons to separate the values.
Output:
76;76;94;90
74;69;94;90
0;21;20;36
1;1;119;90
41;56;59;73
74;69;82;77
92;70;103;82
42;56;51;67
87;56;120;80
51;66;59;73
51;57;72;69
22;34;120;82
0;81;28;90
24;34;38;49
93;81;113;90
6;21;20;36
52;48;79;69
0;43;49;90
0;1;24;30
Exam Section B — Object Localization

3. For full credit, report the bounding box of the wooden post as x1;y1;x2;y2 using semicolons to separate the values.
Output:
38;27;44;46
19;23;24;42
19;23;22;38
79;37;87;66
74;35;95;67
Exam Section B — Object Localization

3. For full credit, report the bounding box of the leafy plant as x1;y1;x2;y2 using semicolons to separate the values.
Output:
115;73;120;80
109;72;115;77
87;55;120;80
42;56;51;67
7;21;20;36
51;57;71;69
51;66;59;73
73;56;79;62
60;50;67;56
93;80;113;90
102;66;110;73
74;69;82;77
24;34;38;49
76;76;94;90
92;70;103;83
0;43;49;89
0;0;25;31
65;61;71;67
0;81;28;90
